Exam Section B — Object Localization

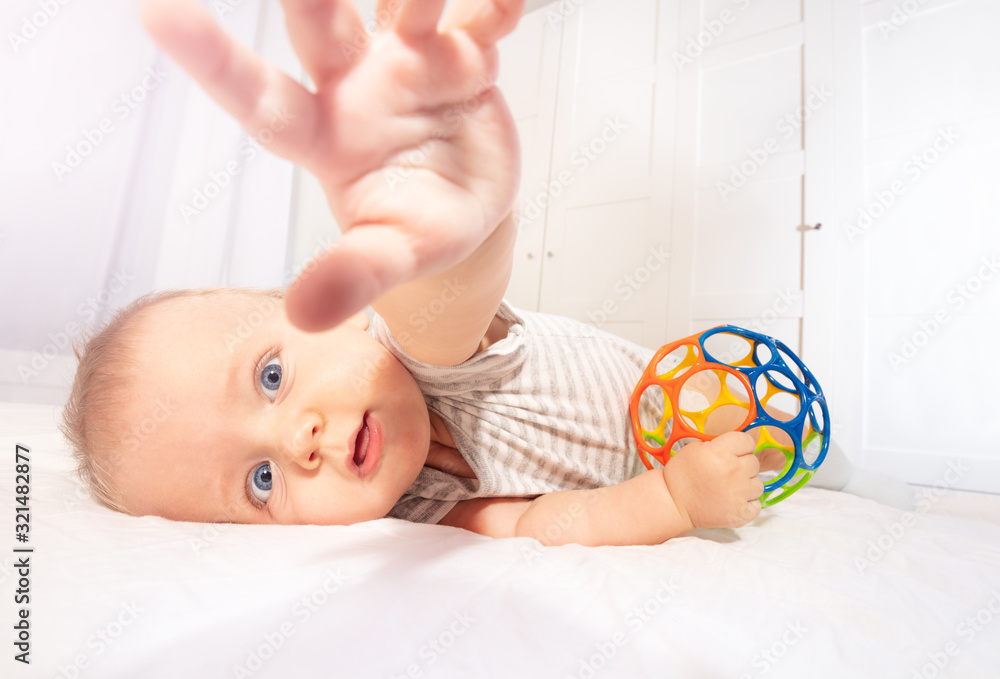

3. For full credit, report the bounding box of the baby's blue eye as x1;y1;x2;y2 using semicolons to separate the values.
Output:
249;462;272;505
259;357;282;400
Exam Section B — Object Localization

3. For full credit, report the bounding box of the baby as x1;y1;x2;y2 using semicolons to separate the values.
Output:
61;0;909;547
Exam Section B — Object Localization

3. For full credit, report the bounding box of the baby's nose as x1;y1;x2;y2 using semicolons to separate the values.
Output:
285;416;322;464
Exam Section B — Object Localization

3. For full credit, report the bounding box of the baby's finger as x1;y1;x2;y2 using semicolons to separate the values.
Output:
393;0;448;39
285;226;417;332
748;477;765;501
440;0;526;45
141;0;320;165
740;450;761;477
280;0;366;85
726;430;758;455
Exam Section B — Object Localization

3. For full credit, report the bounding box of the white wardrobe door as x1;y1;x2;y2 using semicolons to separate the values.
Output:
834;0;1000;491
669;0;809;351
536;0;678;348
496;8;563;312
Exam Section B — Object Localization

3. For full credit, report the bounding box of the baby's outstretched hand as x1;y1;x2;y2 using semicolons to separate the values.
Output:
142;0;523;331
662;432;764;530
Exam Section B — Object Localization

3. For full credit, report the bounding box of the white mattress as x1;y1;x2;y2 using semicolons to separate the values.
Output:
2;402;999;678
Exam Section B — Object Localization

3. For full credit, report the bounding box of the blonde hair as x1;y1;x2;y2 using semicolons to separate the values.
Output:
60;287;285;515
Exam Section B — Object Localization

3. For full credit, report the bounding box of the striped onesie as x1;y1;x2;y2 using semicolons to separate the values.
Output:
369;299;661;525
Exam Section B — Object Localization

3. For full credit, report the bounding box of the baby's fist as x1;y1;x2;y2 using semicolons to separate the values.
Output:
662;431;763;530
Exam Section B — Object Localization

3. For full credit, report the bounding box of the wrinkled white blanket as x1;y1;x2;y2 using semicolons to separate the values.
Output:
2;402;999;678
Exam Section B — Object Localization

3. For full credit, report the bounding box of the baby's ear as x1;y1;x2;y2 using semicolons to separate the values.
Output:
347;310;370;332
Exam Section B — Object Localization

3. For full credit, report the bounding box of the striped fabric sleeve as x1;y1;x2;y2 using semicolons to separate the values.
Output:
366;299;529;395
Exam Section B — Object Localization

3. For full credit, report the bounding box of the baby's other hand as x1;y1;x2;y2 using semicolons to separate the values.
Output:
142;0;524;330
662;432;763;530
756;446;788;473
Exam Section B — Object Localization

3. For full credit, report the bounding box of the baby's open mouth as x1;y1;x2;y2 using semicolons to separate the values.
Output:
353;412;370;467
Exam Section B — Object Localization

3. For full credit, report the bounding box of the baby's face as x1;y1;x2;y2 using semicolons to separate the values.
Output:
115;292;430;525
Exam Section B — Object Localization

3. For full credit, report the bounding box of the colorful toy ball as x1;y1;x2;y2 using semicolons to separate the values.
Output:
629;325;830;507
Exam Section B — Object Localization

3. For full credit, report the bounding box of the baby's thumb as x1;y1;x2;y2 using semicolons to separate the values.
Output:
285;226;416;332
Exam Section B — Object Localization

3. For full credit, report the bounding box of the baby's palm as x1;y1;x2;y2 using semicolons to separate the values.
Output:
142;0;523;330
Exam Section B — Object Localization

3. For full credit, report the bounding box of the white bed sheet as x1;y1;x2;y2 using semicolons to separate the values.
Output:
2;402;999;678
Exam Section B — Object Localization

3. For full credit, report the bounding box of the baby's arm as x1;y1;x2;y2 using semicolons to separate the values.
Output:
440;432;763;546
369;208;519;366
141;0;525;364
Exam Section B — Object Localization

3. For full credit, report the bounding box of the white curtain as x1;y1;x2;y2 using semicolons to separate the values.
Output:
0;0;299;403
